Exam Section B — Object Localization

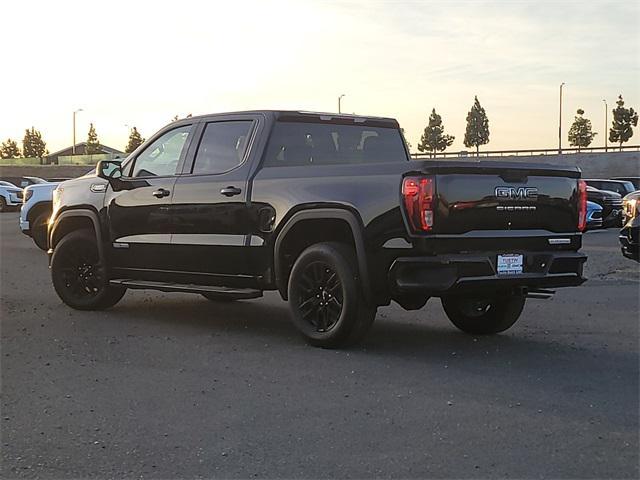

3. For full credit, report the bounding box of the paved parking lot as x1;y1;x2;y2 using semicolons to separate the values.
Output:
1;211;638;479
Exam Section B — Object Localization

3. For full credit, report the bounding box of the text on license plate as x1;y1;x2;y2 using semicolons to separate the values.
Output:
497;254;523;275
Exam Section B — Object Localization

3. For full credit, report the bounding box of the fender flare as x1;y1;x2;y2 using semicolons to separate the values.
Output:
273;208;372;303
49;208;104;263
26;200;53;223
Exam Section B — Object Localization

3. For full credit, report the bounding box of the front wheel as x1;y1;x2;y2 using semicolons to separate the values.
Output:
51;229;126;310
31;211;50;251
441;293;526;335
0;197;7;212
288;242;376;348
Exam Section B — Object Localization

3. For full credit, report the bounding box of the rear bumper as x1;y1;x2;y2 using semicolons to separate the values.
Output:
389;250;587;296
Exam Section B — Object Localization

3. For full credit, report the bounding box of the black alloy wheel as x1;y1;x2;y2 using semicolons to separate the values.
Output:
57;241;103;302
287;242;376;348
294;261;344;333
51;229;126;310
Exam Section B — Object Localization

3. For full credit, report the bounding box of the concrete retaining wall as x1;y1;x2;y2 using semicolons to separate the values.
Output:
1;151;638;181
479;151;640;178
0;165;94;180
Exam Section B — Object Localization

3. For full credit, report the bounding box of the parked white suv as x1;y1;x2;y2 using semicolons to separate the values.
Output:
20;182;60;250
0;181;23;212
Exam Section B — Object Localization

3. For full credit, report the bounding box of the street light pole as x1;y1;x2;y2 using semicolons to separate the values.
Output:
558;83;565;154
338;94;345;114
72;108;83;155
602;99;608;152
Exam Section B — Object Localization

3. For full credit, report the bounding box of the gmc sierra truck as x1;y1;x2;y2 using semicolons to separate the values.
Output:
48;110;588;348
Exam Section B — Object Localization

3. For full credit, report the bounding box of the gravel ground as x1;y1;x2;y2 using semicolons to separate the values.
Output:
1;212;638;479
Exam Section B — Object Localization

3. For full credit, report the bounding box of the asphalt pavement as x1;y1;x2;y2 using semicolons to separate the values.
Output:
1;211;638;479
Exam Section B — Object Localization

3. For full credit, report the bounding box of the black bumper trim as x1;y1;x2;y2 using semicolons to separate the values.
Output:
389;251;587;295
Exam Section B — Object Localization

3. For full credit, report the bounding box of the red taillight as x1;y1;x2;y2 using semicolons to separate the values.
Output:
577;179;587;232
402;176;435;232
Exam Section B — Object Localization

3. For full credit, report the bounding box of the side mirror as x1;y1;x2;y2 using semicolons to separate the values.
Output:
96;160;123;181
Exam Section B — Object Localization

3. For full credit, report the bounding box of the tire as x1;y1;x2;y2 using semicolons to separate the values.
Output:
51;229;126;310
0;196;6;212
288;242;376;348
441;293;526;335
31;211;50;251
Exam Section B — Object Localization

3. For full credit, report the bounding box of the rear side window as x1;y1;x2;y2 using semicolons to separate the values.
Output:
192;121;253;175
263;121;407;167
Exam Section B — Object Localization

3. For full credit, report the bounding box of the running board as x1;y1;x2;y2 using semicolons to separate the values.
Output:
109;279;263;299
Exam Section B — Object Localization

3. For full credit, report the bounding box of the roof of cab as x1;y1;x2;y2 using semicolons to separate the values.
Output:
172;110;399;127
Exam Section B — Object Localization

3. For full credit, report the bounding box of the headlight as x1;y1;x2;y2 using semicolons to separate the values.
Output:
23;189;33;202
52;187;63;209
623;198;637;219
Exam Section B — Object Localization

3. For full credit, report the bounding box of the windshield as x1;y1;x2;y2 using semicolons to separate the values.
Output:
25;177;46;184
263;121;408;167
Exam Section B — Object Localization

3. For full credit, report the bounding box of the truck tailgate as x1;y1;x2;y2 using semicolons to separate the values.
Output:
411;161;582;235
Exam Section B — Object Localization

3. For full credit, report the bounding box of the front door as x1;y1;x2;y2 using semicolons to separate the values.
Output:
106;124;193;278
170;118;258;287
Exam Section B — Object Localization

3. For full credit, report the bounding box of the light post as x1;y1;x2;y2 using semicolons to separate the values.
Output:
558;83;565;154
338;94;345;114
72;108;83;155
602;99;608;152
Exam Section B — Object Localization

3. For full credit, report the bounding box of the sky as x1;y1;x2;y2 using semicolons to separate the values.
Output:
1;0;639;154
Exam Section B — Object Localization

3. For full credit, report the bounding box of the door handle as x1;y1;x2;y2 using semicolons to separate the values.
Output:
220;186;242;197
152;188;171;198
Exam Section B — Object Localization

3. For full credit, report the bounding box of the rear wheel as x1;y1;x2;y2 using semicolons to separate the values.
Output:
51;229;126;310
441;293;526;335
31;211;50;250
288;242;376;348
0;197;7;212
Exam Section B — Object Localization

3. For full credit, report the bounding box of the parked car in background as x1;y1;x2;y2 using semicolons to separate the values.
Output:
586;186;623;228
612;177;640;190
584;179;635;197
619;191;639;262
0;176;47;188
20;182;61;249
0;181;23;212
586;201;603;230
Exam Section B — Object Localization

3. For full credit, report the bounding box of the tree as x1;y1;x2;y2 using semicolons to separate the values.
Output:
464;96;490;155
400;128;412;150
86;123;101;154
22;127;47;158
0;138;21;158
417;108;455;157
125;127;145;153
172;113;193;122
568;109;597;151
609;95;638;150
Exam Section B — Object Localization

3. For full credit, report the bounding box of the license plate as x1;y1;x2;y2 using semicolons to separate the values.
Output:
497;254;523;275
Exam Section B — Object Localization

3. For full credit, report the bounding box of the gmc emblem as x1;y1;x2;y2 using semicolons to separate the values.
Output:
495;186;538;200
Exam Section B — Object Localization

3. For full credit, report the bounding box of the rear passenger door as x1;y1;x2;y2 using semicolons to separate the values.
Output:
170;115;262;286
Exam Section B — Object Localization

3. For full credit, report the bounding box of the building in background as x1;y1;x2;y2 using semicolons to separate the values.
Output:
46;143;124;164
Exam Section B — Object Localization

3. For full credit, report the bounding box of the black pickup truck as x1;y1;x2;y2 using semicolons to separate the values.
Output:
48;110;587;347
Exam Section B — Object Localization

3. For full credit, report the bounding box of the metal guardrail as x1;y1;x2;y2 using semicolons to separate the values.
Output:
411;145;640;159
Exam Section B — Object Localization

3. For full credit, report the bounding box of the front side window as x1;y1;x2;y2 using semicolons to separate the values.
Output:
192;121;253;175
263;122;407;167
130;125;191;177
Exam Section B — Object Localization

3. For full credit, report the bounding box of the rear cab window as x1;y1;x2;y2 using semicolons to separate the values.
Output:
191;121;254;175
263;117;408;167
